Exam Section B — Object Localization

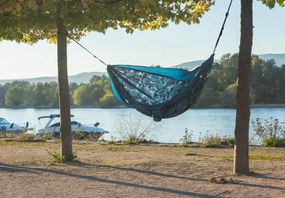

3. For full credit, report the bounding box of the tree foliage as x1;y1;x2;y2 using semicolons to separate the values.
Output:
4;81;28;106
31;82;58;106
0;0;214;43
259;0;284;8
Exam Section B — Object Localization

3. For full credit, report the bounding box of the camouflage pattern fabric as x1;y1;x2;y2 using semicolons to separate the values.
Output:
107;55;214;121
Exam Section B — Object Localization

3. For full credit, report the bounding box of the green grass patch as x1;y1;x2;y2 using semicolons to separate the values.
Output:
47;150;79;163
221;154;285;161
249;154;285;160
107;146;139;152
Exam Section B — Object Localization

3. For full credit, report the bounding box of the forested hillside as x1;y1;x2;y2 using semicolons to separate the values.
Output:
0;54;284;108
195;53;285;107
0;75;119;108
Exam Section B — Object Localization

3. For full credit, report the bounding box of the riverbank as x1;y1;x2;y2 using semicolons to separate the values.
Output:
1;103;285;109
2;107;285;143
251;103;285;108
0;141;284;197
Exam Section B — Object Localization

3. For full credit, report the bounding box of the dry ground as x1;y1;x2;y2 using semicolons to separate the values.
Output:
0;140;285;198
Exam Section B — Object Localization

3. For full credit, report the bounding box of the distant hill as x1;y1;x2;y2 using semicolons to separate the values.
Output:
258;53;285;66
1;53;284;85
172;60;205;70
0;72;107;85
172;53;285;70
171;59;220;70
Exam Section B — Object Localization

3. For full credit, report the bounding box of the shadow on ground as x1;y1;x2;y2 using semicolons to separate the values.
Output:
1;162;285;197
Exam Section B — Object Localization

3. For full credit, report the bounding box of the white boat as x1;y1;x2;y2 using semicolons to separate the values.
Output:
37;114;108;137
0;117;29;133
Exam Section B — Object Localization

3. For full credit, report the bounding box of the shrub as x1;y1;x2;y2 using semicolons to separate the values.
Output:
115;113;160;144
72;131;102;141
202;133;235;148
47;150;79;163
221;135;235;147
179;128;193;145
262;137;285;147
252;117;285;147
202;133;222;148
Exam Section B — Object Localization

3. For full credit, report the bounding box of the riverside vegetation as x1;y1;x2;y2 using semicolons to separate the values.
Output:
252;117;285;147
0;54;285;108
1;115;284;148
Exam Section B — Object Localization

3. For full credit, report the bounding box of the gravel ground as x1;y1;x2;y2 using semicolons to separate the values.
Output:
0;140;285;198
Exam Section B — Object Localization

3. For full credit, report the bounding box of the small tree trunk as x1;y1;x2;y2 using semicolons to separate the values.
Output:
233;0;253;174
57;18;73;161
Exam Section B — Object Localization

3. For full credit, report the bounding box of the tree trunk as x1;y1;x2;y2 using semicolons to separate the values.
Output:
57;19;73;161
233;0;253;174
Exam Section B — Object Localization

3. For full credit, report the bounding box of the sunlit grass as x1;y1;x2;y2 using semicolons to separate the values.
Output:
221;154;285;161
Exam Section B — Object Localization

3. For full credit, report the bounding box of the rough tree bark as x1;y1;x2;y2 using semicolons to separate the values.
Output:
233;0;253;174
57;18;73;160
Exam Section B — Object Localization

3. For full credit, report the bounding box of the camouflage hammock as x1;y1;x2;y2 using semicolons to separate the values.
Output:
107;55;214;121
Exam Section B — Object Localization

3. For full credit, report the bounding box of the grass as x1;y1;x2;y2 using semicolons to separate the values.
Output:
107;145;140;152
221;154;285;161
47;150;80;163
2;140;285;165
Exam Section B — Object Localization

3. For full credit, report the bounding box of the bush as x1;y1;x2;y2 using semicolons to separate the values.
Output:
115;113;160;144
252;117;285;147
179;129;193;145
202;133;235;148
221;135;235;147
47;150;79;163
262;137;285;147
72;131;102;141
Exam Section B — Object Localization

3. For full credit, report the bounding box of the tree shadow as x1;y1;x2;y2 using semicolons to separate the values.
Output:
0;163;36;174
1;162;285;195
226;172;285;191
0;163;215;198
88;164;285;191
67;161;207;182
95;164;207;182
248;172;285;181
232;181;285;191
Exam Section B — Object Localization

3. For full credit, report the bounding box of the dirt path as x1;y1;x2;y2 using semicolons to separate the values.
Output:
0;141;285;197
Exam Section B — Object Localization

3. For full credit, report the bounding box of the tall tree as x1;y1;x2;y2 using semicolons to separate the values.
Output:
233;0;253;174
234;0;284;174
0;0;213;160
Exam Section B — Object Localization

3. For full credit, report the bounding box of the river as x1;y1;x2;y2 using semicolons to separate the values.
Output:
1;108;284;143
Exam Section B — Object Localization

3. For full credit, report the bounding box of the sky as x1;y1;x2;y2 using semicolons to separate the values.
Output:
0;0;285;80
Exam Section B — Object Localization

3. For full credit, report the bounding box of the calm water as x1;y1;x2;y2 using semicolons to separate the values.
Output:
1;108;284;143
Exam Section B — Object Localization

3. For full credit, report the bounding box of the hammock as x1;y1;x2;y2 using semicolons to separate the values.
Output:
66;0;233;121
107;55;214;121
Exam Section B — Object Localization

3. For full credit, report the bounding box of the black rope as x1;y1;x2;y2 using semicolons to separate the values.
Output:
60;32;108;67
212;0;234;54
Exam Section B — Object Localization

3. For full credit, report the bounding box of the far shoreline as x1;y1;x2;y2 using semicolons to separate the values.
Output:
1;103;285;109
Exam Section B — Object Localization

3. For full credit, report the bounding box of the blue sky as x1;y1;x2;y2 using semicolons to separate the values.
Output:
1;0;284;80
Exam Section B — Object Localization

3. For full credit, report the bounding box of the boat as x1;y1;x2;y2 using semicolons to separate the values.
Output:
37;114;108;137
0;117;29;133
